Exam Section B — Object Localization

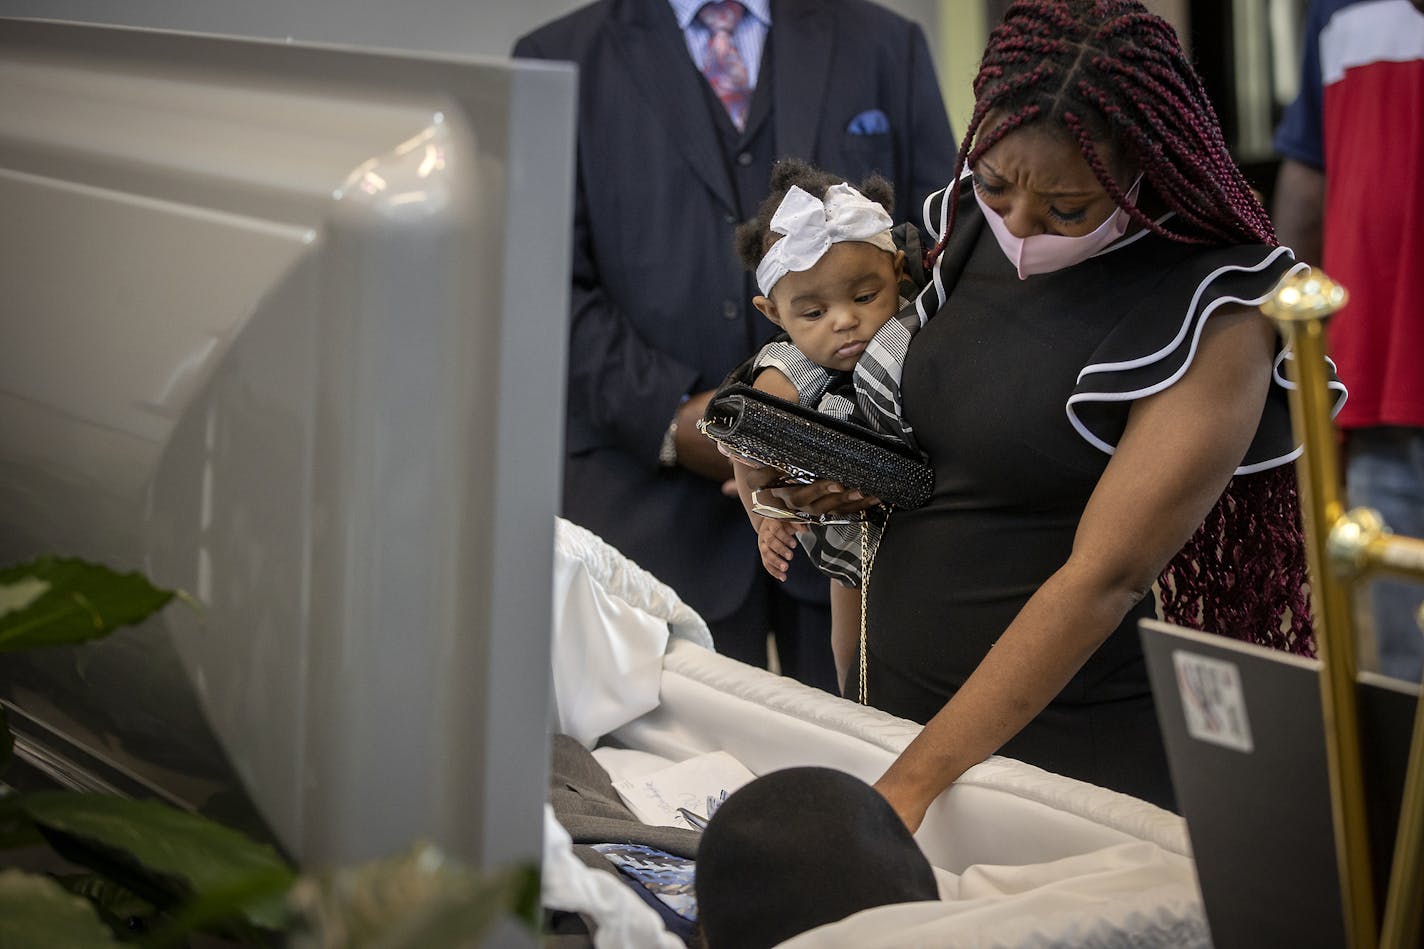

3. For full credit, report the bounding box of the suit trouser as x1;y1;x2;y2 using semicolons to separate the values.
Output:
707;569;838;695
1347;426;1424;683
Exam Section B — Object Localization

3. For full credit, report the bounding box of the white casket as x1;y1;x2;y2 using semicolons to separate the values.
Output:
544;518;1208;948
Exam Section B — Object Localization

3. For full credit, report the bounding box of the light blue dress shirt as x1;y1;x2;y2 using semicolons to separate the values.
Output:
669;0;772;89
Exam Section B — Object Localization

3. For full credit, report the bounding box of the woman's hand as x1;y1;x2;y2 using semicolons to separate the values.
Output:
733;455;778;485
874;766;935;834
769;479;881;516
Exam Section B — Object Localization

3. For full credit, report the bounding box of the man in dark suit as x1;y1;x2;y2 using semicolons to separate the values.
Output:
515;0;954;692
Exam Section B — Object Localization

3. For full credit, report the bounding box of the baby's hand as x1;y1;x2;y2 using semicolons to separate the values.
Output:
757;516;799;581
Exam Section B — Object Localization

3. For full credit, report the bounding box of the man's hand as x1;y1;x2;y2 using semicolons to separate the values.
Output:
674;389;735;489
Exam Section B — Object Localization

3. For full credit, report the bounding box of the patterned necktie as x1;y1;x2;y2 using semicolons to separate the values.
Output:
697;1;752;131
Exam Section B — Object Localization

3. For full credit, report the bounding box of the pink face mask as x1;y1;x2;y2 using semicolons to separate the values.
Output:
975;176;1143;280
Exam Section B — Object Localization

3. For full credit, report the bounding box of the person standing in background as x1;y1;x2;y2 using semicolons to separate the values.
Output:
1273;0;1424;683
514;0;954;691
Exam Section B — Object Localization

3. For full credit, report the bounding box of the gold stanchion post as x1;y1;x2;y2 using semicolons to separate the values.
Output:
1260;271;1378;949
1332;514;1424;949
1379;675;1424;949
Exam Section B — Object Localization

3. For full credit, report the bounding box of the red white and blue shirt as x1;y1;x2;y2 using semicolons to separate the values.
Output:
1274;0;1424;429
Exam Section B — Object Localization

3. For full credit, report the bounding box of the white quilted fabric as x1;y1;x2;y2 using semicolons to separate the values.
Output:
550;518;713;747
551;518;1207;947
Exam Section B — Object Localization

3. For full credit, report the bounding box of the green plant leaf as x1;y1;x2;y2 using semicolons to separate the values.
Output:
51;872;160;935
0;868;121;947
0;792;43;851
142;866;296;949
0;818;44;851
12;792;294;930
0;557;175;653
0;576;49;618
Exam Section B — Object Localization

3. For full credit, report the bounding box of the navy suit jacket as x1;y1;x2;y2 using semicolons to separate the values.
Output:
514;0;954;622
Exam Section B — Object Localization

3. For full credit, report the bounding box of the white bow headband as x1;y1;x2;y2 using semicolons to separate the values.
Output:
754;183;897;295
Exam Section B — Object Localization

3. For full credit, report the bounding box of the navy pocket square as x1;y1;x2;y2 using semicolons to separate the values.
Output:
847;108;890;135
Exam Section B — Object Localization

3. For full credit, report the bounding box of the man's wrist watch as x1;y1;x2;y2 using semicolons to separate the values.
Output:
658;417;679;468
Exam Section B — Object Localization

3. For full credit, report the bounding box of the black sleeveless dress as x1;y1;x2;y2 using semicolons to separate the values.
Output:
863;185;1308;808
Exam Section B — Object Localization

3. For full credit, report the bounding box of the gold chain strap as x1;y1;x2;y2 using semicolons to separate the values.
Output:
857;508;889;706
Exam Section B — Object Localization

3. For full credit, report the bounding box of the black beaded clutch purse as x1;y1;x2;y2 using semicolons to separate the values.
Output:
697;383;933;510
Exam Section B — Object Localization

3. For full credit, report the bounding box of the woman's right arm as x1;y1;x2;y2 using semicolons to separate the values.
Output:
874;306;1278;831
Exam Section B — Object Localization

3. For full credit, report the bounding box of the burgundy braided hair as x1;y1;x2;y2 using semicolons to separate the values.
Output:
927;0;1275;267
930;0;1312;652
1160;467;1314;654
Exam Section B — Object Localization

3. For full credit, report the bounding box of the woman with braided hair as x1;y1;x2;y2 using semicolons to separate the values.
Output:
758;0;1344;821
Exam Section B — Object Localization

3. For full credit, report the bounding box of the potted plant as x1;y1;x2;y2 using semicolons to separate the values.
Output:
0;558;537;947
